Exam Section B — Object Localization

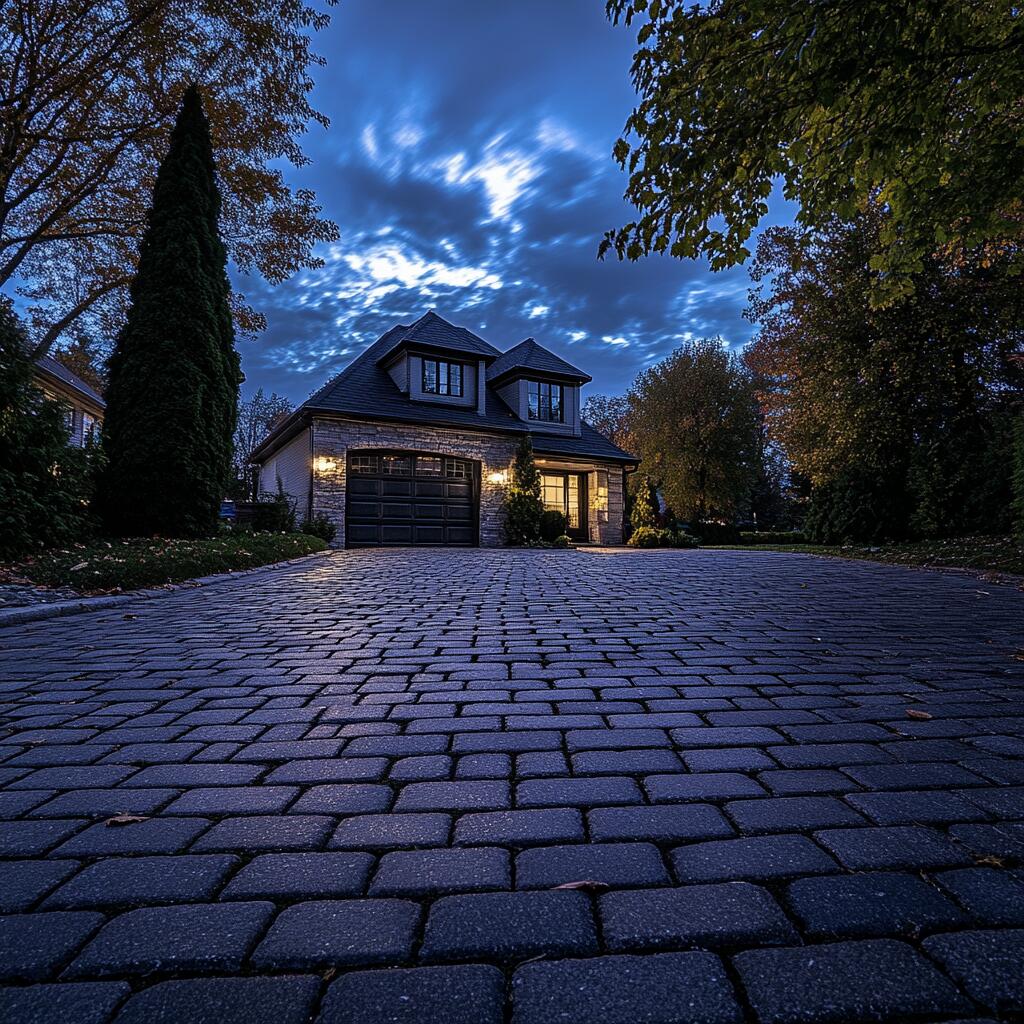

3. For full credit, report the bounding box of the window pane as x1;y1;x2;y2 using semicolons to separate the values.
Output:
566;475;580;527
528;382;540;419
445;458;470;479
350;455;379;473
551;385;563;422
450;362;463;396
417;456;442;477
423;360;438;393
541;474;565;512
382;455;411;475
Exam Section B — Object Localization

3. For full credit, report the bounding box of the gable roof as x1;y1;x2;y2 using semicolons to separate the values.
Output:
34;354;106;408
487;337;591;384
377;310;500;365
252;312;635;464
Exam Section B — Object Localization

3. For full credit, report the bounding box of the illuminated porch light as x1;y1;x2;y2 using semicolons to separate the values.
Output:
487;469;509;485
314;456;337;473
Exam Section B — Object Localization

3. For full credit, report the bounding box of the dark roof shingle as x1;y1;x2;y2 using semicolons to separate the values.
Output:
487;338;591;383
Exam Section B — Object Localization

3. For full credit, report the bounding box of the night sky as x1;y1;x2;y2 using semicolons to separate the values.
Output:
239;0;795;403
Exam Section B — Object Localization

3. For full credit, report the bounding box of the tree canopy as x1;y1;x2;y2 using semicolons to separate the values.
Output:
1;0;338;355
603;0;1024;304
100;86;240;538
628;337;760;522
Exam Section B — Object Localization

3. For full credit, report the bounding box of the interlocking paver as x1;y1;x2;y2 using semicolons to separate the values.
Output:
2;548;1023;1023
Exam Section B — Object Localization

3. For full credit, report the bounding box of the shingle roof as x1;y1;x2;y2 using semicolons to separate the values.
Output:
377;310;500;364
487;337;591;383
253;312;635;464
34;354;106;407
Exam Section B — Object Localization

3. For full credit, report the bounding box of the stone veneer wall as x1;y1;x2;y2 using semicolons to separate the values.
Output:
310;415;627;548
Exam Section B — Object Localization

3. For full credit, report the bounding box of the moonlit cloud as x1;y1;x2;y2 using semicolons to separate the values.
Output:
234;0;796;403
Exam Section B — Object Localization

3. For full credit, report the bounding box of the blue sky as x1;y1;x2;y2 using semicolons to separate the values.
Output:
237;0;794;403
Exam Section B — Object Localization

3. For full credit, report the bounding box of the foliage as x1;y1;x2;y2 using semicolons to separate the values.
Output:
582;393;633;450
504;436;544;545
0;299;100;559
689;521;741;545
739;531;807;546
254;481;297;533
51;333;108;394
299;513;337;544
233;389;294;500
1015;414;1024;539
629;338;760;522
5;533;327;594
629;476;657;531
603;0;1024;304
551;534;573;549
746;213;1024;542
540;509;568;543
100;87;241;539
628;526;698;549
1;0;338;354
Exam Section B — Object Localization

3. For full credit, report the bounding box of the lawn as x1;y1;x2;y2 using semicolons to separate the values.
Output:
716;535;1024;578
1;533;329;594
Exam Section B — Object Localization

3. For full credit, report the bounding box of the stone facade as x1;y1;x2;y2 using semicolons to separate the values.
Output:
310;415;626;548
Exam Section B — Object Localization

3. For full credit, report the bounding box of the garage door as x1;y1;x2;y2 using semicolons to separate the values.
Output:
345;450;479;547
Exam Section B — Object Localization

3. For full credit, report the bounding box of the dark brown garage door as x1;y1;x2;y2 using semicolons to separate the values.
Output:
345;450;479;547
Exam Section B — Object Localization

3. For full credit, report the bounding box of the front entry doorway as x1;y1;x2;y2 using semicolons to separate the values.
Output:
541;471;589;541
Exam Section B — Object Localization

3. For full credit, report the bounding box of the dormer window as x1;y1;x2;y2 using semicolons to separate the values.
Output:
423;359;463;397
528;381;563;422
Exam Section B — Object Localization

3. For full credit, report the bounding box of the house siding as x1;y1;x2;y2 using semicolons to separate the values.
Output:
258;428;311;519
307;415;625;548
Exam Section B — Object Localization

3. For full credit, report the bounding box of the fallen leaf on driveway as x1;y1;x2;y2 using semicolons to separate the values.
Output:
104;814;150;827
906;709;933;720
553;880;610;893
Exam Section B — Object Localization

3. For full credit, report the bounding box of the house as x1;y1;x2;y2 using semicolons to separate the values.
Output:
252;311;637;547
33;354;105;447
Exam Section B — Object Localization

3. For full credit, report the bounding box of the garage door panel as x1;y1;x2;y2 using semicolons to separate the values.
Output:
346;449;478;547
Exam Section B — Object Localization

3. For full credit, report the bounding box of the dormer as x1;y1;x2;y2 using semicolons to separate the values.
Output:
376;310;496;415
486;338;591;437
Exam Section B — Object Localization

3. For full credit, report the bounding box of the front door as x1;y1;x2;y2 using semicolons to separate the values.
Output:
541;471;589;540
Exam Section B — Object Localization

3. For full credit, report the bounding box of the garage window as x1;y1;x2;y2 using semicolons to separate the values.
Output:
417;456;443;476
351;455;379;473
382;455;411;475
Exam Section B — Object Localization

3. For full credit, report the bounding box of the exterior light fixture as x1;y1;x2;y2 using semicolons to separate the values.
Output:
314;456;337;473
487;469;509;485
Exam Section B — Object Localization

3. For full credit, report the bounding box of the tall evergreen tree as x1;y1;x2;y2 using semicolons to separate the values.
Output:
100;86;241;537
504;436;544;545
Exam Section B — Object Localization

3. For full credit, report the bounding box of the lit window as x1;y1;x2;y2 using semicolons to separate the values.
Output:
422;359;464;397
350;455;380;474
528;381;563;422
381;455;411;475
417;456;442;476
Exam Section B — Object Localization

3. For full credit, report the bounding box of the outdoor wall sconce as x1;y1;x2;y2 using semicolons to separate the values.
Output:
314;456;337;473
487;469;509;485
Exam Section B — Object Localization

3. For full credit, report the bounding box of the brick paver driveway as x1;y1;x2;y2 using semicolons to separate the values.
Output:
2;548;1024;1024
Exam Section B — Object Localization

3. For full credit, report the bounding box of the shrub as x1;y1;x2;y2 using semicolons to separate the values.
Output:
805;466;911;544
0;301;101;560
630;476;658;531
628;526;698;549
540;509;567;542
253;481;296;533
504;436;544;545
690;521;741;544
299;514;337;544
552;534;572;548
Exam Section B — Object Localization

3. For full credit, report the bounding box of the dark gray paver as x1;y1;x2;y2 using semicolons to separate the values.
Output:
511;952;743;1024
64;903;274;978
0;982;129;1024
734;939;971;1023
0;912;104;981
3;548;1024;1023
601;882;798;952
923;929;1024;1014
220;852;374;900
319;964;505;1024
112;976;320;1024
420;890;597;961
250;899;419;968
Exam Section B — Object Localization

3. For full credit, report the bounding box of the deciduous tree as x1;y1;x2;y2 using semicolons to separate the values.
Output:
232;388;293;499
628;337;760;522
1;0;338;354
100;87;240;538
603;0;1024;304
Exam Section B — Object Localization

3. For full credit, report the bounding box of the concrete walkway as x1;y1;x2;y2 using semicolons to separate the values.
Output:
1;548;1023;1023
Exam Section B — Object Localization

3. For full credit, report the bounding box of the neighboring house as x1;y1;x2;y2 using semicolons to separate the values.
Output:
252;311;638;547
33;354;105;447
